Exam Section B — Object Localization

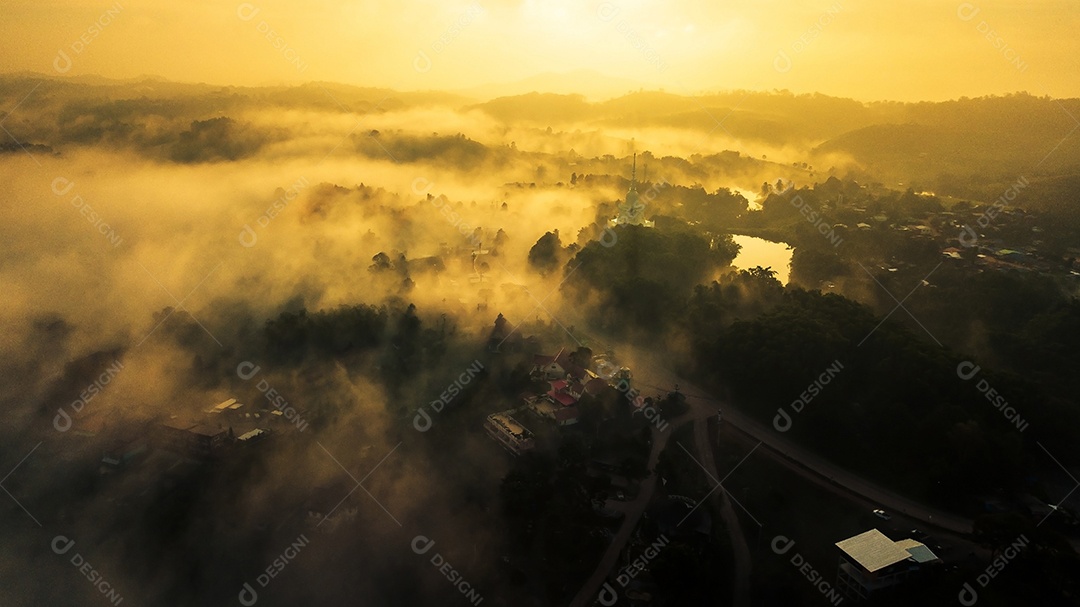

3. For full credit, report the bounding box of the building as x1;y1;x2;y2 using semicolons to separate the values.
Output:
529;396;580;426
237;428;270;444
484;411;535;455
206;397;244;415
160;419;230;457
100;435;147;470
835;528;941;601
532;348;588;381
610;153;655;228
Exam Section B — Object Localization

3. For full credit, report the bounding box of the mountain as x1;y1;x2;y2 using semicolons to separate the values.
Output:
456;69;646;102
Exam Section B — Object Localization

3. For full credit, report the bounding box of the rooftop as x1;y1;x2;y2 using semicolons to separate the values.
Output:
835;529;913;573
895;538;940;564
486;412;532;439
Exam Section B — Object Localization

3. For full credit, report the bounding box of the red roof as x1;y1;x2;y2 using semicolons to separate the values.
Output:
548;379;569;391
547;391;578;406
554;407;580;422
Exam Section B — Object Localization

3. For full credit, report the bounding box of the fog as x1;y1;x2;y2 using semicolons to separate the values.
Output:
6;72;1080;605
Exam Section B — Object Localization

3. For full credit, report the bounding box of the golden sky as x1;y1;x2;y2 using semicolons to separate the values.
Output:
1;0;1077;101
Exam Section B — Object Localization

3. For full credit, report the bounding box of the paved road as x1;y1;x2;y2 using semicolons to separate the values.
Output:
692;416;752;607
568;376;754;607
623;349;975;537
567;411;692;607
567;344;988;607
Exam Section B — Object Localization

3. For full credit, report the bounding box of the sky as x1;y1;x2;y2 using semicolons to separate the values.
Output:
1;0;1078;101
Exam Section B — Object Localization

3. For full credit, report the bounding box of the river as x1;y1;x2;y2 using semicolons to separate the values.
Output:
731;234;792;284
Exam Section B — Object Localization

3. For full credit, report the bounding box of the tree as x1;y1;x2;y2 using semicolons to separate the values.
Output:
528;230;564;276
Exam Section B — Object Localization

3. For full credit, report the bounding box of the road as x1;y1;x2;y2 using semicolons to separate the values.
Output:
620;345;975;536
692;416;752;607
568;377;754;607
565;342;991;606
567;408;692;607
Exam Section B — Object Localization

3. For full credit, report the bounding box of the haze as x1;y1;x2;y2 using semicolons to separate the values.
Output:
1;0;1078;101
3;1;1080;606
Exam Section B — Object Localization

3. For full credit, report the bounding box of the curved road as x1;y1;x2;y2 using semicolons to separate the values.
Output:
624;348;974;536
692;416;752;607
567;411;691;607
567;344;985;606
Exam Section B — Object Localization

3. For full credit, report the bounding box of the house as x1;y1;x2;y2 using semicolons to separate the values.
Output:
529;396;580;426
160;419;230;457
237;428;270;444
835;529;940;601
100;435;147;470
484;411;535;455
531;348;589;381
